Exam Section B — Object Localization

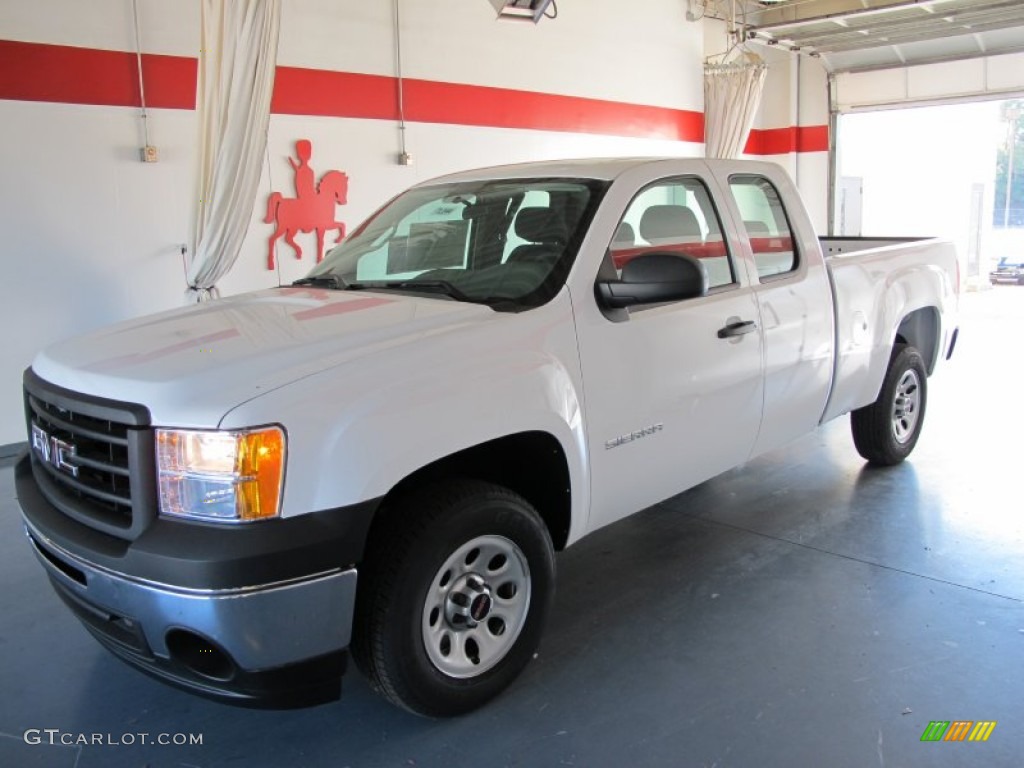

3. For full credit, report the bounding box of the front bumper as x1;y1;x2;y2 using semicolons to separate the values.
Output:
16;454;379;707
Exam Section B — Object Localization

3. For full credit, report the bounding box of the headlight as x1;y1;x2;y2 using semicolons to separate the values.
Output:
156;427;285;522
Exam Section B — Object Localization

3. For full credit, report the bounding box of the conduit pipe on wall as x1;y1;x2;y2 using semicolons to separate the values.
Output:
131;0;152;159
393;0;411;165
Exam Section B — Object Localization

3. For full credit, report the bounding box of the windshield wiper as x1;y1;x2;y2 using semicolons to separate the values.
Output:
291;275;347;289
344;279;500;306
385;280;475;303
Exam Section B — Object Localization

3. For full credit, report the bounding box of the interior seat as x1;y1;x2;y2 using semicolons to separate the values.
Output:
638;205;702;246
507;208;568;264
612;221;635;247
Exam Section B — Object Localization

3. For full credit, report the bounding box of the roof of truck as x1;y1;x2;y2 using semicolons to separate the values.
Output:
420;156;783;186
422;157;708;184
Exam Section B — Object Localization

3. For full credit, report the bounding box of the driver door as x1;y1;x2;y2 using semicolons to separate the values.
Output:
573;175;765;534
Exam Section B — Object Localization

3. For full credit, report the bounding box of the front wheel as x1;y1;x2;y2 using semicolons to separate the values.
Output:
850;343;928;466
352;479;555;716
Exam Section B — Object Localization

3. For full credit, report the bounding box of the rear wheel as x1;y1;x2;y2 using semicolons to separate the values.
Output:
352;479;555;716
851;343;927;466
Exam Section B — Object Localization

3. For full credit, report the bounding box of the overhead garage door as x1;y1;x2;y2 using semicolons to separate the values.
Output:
833;52;1024;112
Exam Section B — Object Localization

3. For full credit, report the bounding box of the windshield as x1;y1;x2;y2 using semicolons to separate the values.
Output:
304;177;608;310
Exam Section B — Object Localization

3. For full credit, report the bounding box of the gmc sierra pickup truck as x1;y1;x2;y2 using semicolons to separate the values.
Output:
16;158;959;716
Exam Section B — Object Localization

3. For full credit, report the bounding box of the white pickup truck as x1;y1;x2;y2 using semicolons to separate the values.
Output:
16;158;958;716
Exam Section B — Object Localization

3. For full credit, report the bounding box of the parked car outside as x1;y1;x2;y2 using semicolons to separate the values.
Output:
990;256;1024;285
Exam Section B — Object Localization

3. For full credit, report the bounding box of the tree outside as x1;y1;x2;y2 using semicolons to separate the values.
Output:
993;100;1024;228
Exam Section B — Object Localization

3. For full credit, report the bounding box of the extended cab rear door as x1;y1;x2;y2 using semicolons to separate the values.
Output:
715;163;836;458
570;165;765;534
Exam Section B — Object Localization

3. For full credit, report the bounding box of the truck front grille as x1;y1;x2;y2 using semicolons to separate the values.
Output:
23;370;155;540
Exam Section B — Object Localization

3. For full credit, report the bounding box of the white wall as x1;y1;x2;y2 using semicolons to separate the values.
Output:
0;0;199;53
796;55;831;232
2;0;199;446
746;47;831;233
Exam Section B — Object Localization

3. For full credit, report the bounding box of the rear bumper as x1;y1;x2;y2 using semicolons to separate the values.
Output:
16;453;380;708
989;267;1024;283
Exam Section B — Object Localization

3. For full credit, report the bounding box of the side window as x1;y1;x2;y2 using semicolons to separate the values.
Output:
610;178;734;290
729;175;798;279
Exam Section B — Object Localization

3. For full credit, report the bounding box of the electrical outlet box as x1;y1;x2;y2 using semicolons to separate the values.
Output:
398;152;413;166
142;145;159;163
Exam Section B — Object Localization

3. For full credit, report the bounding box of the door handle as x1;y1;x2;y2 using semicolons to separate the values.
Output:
717;320;758;339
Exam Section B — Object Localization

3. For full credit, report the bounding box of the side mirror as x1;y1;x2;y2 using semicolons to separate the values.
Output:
596;252;708;309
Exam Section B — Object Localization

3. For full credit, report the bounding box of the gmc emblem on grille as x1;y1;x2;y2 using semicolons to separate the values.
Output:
31;423;80;478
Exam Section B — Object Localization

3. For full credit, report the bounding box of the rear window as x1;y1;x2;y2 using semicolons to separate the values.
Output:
729;175;799;279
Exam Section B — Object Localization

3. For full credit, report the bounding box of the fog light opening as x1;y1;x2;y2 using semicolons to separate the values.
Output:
165;629;236;681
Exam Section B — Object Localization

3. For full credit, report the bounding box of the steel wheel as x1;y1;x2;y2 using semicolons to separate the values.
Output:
891;368;921;444
421;535;531;678
851;343;928;466
352;479;555;716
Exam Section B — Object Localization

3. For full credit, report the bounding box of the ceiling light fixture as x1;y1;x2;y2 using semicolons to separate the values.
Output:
488;0;557;23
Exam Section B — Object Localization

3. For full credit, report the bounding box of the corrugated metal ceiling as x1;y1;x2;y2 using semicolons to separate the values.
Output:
742;0;1024;72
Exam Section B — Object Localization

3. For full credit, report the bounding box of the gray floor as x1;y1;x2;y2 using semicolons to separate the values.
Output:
2;289;1022;768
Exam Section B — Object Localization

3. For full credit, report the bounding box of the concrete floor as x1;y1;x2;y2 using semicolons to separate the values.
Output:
1;288;1022;768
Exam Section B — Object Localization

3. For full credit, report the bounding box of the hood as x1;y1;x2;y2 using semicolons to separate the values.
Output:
32;287;493;427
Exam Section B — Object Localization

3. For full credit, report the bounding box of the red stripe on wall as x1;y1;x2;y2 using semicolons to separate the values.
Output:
271;66;397;120
0;40;195;109
0;39;827;152
745;125;829;155
273;67;704;142
797;125;830;152
404;79;704;142
141;51;197;109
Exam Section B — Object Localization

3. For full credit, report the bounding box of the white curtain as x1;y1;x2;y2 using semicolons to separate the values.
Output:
186;0;282;303
703;60;767;160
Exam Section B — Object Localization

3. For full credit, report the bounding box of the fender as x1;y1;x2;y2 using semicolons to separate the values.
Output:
219;290;593;547
822;238;958;423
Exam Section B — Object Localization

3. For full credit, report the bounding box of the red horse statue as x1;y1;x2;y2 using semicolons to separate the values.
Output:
264;140;349;269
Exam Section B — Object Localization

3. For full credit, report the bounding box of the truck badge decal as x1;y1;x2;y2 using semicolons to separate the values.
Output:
31;424;80;478
605;423;664;450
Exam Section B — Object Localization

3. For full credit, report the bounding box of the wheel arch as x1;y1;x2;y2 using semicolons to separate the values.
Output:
368;431;573;554
894;306;940;375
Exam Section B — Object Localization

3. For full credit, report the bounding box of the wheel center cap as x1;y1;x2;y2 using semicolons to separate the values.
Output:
470;593;492;622
445;573;492;629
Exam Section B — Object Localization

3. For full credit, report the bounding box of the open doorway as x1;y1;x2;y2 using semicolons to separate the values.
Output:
835;99;1024;291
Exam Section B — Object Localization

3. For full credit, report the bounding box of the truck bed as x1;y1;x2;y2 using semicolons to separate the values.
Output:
820;236;930;256
821;236;959;424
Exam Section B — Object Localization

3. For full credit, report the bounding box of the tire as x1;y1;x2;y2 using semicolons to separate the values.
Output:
352;479;555;717
850;343;927;466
